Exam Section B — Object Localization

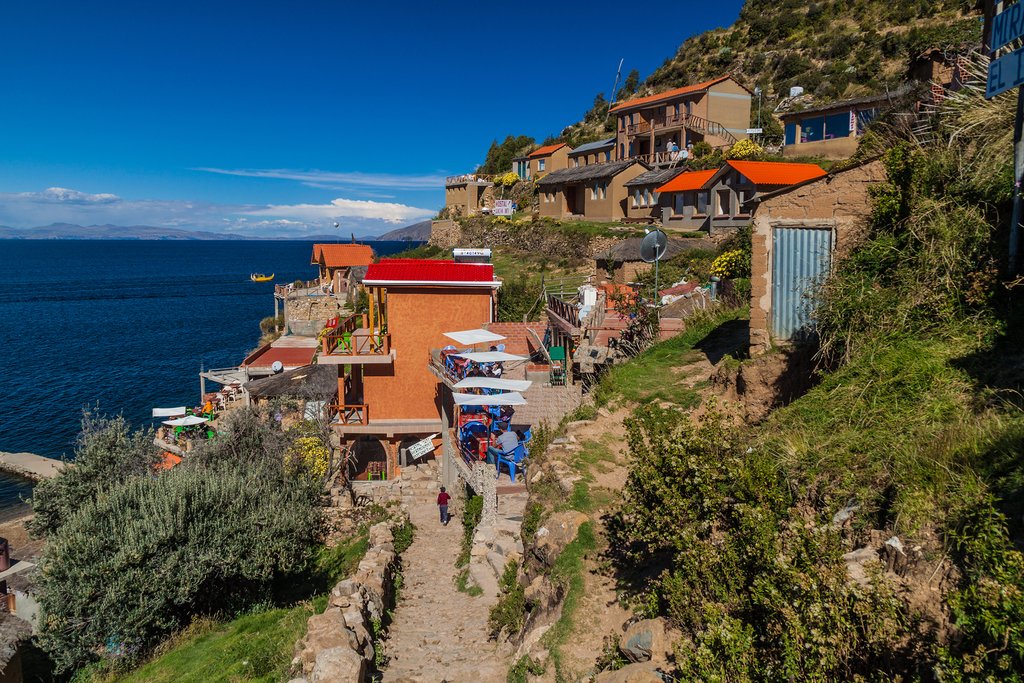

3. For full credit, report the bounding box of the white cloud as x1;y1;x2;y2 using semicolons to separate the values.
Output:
247;197;434;224
0;187;434;237
195;167;446;190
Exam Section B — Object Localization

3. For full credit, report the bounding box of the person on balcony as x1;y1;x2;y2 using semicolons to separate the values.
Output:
668;140;680;160
486;427;520;465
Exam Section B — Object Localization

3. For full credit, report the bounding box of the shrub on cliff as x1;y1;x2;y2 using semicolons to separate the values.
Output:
28;412;162;539
34;410;323;673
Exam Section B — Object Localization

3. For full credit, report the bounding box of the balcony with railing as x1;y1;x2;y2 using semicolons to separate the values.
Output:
318;313;393;364
626;112;737;145
445;173;498;186
331;402;369;426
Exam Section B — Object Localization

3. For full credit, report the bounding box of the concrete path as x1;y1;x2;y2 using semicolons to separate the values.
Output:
381;491;510;682
0;452;65;481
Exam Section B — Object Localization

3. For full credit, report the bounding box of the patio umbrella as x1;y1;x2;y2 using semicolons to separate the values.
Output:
452;377;532;392
443;329;506;346
452;391;527;406
451;351;527;362
162;415;209;427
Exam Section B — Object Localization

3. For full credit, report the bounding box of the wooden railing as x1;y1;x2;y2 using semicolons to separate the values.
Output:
320;314;392;357
546;294;581;329
332;403;369;425
626;112;738;145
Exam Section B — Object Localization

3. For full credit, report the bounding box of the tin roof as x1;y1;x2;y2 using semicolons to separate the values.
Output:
655;169;718;193
610;75;748;113
568;137;616;156
363;259;499;287
723;160;827;187
528;143;568;158
311;243;375;267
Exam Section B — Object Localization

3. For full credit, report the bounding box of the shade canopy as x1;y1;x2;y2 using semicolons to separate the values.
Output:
453;392;527;407
162;415;209;427
443;329;506;345
152;407;187;418
452;351;527;362
452;377;532;392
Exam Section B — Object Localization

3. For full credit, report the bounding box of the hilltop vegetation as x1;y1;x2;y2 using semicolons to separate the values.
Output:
558;0;980;147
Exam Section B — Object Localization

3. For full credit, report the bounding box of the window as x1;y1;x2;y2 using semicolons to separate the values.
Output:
856;108;878;135
604;151;611;162
633;188;642;208
716;189;731;216
686;101;693;115
591;182;599;200
697;192;708;214
573;158;579;168
674;193;686;213
799;116;825;143
600;182;607;200
538;159;546;171
619;143;625;159
824;112;850;139
643;188;652;206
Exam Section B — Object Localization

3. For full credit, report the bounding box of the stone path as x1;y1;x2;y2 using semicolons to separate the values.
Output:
380;491;510;682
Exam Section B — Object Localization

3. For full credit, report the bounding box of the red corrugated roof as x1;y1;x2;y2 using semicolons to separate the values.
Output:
363;259;498;286
244;346;317;368
311;243;375;267
656;169;718;193
726;160;827;186
610;75;745;113
528;143;568;158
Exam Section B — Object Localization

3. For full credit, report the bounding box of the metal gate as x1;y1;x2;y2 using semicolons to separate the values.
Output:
771;227;833;340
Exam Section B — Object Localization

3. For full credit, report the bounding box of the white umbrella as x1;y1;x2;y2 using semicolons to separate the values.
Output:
453;392;527;406
443;329;506;345
452;351;527;362
452;377;532;392
152;407;187;418
162;415;209;427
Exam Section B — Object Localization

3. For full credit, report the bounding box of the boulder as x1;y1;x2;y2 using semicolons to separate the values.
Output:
297;609;359;672
594;662;663;683
310;646;366;683
533;511;588;567
620;619;666;663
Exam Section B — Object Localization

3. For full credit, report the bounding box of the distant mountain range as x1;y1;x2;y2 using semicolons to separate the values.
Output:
0;221;432;241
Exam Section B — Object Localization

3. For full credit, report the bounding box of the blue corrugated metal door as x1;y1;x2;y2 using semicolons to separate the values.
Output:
771;227;833;340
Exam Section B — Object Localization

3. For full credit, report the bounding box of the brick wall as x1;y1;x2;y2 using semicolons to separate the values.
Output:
483;322;546;356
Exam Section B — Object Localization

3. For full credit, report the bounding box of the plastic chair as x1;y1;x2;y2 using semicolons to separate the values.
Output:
549;346;566;386
496;444;529;483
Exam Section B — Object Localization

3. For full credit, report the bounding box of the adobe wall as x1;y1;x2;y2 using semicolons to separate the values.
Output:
362;286;494;421
750;159;885;354
782;135;860;161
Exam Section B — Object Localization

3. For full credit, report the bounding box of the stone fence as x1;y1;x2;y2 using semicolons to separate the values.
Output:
290;519;403;682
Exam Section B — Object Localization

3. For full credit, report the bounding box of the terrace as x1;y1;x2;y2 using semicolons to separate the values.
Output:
317;313;393;364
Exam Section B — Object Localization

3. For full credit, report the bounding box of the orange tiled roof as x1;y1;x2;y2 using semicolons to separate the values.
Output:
726;160;827;186
312;243;375;268
656;169;718;193
528;143;568;158
610;75;745;113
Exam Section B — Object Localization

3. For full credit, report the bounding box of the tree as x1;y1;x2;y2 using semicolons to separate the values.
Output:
617;69;641;102
477;135;536;175
583;93;609;123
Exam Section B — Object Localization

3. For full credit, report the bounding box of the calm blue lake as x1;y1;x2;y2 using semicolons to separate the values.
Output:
0;239;418;517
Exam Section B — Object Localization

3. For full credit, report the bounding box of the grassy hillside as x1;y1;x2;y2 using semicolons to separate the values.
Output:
561;0;980;146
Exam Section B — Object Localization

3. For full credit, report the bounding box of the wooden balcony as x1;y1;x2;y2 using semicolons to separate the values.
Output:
332;403;369;426
319;313;393;364
626;112;737;145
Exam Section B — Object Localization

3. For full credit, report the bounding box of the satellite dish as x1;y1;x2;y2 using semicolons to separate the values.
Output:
640;229;669;263
271;360;284;374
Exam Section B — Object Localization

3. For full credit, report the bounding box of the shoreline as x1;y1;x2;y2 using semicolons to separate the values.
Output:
0;453;64;483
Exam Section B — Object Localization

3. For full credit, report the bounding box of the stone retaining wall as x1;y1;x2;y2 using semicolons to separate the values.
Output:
290;519;404;682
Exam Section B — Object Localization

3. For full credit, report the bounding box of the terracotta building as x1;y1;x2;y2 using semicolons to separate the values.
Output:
746;158;885;354
657;161;826;235
536;160;645;221
611;75;752;165
528;143;572;178
311;243;375;294
318;259;501;480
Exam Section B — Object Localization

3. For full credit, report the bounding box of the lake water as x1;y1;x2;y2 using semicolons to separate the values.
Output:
0;239;417;518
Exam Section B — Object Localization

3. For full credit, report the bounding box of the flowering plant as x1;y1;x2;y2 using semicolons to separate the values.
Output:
725;139;764;160
710;249;747;278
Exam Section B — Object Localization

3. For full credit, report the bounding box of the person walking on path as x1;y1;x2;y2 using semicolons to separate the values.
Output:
437;486;451;525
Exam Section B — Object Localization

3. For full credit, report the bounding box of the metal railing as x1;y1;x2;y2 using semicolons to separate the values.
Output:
445;173;498;185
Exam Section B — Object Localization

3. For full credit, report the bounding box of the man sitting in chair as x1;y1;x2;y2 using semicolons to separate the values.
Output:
486;426;520;465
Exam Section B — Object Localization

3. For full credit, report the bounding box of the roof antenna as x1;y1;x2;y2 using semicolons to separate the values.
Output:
606;58;624;129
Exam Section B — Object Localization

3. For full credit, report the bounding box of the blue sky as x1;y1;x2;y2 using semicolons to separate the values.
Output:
0;0;745;237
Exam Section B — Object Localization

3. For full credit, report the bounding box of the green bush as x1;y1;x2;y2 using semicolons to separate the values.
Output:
458;495;483;567
34;412;323;673
488;560;526;637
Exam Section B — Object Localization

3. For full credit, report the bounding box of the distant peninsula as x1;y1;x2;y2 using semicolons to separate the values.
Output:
0;222;431;241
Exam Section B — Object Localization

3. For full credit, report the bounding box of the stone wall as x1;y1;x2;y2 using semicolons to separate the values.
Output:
291;519;404;683
429;219;461;249
284;295;345;337
750;159;885;354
